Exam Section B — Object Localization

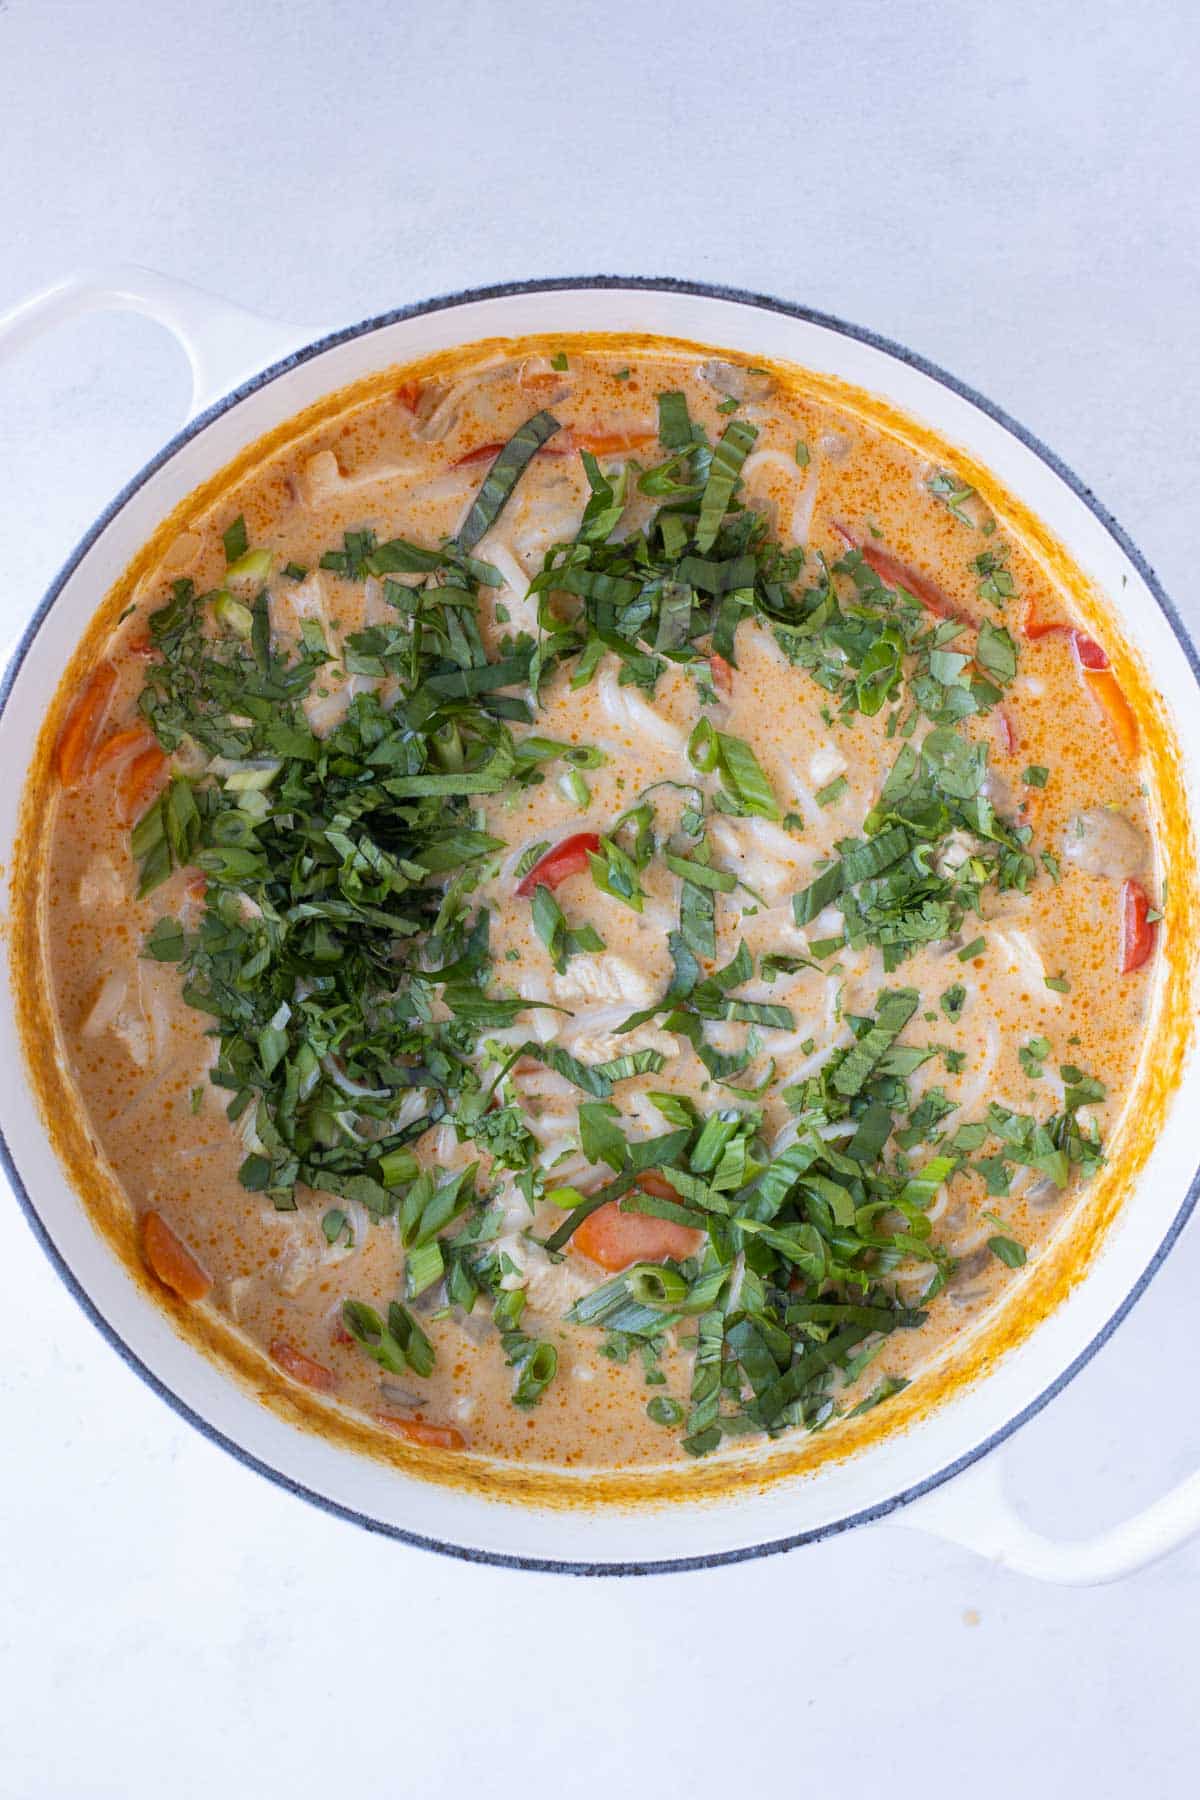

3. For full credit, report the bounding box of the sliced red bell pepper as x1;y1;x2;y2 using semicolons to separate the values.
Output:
515;831;601;897
1071;631;1108;671
1118;878;1157;972
996;709;1017;755
831;522;965;621
452;434;573;468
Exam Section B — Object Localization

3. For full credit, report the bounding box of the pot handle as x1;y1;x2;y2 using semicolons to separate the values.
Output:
895;1447;1200;1584
0;265;311;418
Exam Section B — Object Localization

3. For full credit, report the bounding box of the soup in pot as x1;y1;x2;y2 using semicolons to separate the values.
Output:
32;339;1162;1471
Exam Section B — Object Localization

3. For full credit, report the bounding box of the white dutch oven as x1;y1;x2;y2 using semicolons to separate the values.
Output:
2;270;1198;1581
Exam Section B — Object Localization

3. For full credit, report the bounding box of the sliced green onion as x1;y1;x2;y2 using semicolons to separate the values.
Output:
212;591;254;638
625;1263;689;1308
406;1238;444;1298
224;546;273;588
512;1341;558;1408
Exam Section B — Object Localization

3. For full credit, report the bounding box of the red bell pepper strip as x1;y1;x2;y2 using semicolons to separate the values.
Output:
1118;878;1157;972
996;709;1016;755
452;434;574;468
831;522;965;621
515;831;601;897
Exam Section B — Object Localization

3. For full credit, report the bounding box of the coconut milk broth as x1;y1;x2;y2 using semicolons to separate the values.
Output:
42;342;1155;1468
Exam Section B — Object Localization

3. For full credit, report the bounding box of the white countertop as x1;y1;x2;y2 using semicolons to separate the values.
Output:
2;2;1199;1793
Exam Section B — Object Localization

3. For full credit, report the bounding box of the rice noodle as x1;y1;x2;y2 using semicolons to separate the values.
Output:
303;671;375;737
598;662;687;752
321;1055;391;1101
81;970;129;1039
949;1014;1001;1113
737;448;821;549
990;924;1057;1005
475;535;538;634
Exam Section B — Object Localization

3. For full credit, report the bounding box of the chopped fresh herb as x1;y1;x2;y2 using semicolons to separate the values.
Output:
222;515;248;563
987;1234;1027;1269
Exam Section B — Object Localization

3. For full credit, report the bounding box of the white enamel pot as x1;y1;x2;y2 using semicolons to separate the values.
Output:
2;270;1199;1582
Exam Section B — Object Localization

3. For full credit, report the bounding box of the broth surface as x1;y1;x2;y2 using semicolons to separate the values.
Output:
38;339;1161;1470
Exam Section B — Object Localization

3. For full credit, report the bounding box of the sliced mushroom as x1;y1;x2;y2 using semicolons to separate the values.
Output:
1062;808;1147;880
948;1246;991;1305
698;359;777;402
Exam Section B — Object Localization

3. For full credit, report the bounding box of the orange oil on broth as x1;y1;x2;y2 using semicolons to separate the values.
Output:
17;334;1188;1500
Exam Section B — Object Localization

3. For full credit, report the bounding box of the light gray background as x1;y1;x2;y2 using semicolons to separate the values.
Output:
2;2;1198;1795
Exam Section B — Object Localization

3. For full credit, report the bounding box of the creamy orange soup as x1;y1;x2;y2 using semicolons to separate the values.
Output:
29;339;1164;1473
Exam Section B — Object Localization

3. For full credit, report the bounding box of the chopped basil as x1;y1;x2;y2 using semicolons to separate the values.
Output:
119;362;1111;1460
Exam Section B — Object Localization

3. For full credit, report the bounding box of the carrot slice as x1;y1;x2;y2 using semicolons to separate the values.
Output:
573;1187;704;1271
88;725;156;774
1119;877;1157;972
710;652;733;696
633;1170;683;1201
141;1211;212;1302
374;1412;466;1450
115;744;169;824
515;831;601;897
56;664;117;786
270;1340;337;1392
831;523;964;621
574;430;655;457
